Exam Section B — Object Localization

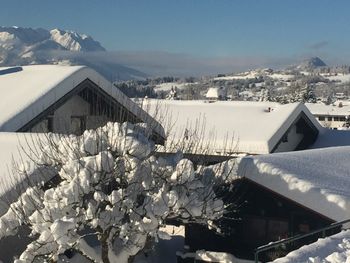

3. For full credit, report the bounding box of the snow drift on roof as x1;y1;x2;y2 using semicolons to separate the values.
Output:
311;128;350;149
141;99;320;154
239;146;350;221
272;229;350;263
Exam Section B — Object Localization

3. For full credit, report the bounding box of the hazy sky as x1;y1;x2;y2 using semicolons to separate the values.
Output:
1;0;349;74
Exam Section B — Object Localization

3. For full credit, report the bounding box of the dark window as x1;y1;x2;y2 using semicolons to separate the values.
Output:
71;116;86;134
281;134;288;143
318;116;325;121
47;116;53;132
334;116;340;121
327;117;332;121
267;219;289;240
340;116;346;122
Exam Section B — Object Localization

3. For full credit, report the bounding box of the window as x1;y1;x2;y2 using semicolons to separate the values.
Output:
71;116;86;134
47;116;53;132
340;116;346;122
318;116;325;121
267;219;289;240
334;116;340;121
327;117;332;121
281;134;288;143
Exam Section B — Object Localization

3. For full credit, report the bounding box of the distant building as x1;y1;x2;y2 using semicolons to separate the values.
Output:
184;146;350;262
306;102;350;129
144;100;322;163
334;92;347;100
206;86;227;100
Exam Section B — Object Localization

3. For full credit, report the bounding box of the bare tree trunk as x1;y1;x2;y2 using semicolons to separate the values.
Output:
101;232;110;263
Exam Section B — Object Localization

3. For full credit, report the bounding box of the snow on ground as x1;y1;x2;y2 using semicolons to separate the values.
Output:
154;82;195;92
269;73;294;81
239;146;350;221
213;71;260;80
213;71;294;81
195;251;254;263
272;229;350;263
322;73;350;83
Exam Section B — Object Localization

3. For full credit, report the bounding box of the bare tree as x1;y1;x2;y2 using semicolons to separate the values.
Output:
0;121;233;263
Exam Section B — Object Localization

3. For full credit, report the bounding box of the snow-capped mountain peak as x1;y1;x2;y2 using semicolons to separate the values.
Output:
0;26;147;80
297;57;327;70
0;26;105;53
49;28;105;52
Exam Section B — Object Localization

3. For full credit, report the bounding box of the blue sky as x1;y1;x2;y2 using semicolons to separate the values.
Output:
1;0;349;74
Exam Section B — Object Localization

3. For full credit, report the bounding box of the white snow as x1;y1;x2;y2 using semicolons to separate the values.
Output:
195;250;254;263
213;71;294;81
206;87;227;99
0;65;164;138
306;102;350;117
238;146;350;221
269;73;295;81
0;132;56;215
321;73;350;83
213;71;260;80
154;82;194;92
142;99;320;154
0;121;224;262
272;229;350;263
311;128;350;149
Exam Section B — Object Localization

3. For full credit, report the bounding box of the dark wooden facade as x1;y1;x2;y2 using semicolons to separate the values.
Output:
185;179;336;262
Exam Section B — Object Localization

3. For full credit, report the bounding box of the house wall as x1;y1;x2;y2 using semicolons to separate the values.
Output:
31;95;110;134
273;125;304;153
185;179;335;261
315;114;348;129
53;95;89;133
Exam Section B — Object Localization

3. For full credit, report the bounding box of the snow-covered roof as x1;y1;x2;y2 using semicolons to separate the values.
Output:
0;65;164;138
239;146;350;221
141;99;321;154
206;87;226;99
272;229;350;263
306;102;350;116
311;128;350;149
0;132;53;215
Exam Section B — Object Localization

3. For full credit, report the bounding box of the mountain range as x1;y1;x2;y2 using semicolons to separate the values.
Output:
0;26;338;81
0;26;147;80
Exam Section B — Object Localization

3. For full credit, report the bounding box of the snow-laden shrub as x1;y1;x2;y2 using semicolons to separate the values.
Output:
0;122;225;263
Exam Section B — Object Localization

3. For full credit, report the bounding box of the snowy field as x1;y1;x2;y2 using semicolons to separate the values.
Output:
213;72;294;81
321;73;350;83
154;82;196;92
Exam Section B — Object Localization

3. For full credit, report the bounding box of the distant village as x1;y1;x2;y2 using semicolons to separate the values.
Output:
116;57;350;130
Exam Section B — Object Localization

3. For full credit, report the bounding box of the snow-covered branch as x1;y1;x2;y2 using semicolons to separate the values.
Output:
0;122;228;263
